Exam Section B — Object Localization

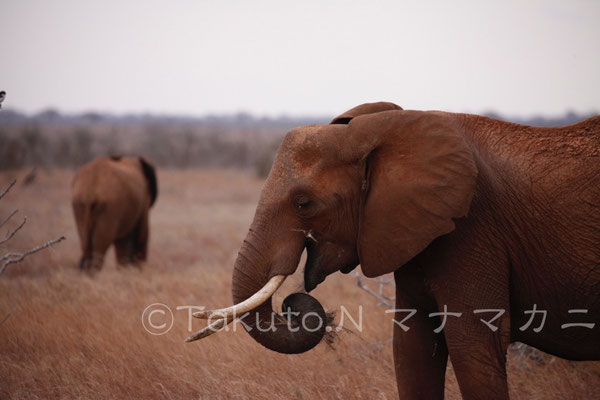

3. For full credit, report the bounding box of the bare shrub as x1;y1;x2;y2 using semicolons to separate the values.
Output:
0;179;65;276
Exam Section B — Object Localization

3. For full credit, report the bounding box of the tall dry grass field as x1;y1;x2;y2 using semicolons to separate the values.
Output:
1;169;599;399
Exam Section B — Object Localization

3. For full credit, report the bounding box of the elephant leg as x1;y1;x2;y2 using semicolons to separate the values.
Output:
72;203;89;268
73;201;103;271
133;212;149;264
114;213;148;267
85;222;114;271
442;312;510;400
417;221;513;399
430;257;511;399
114;234;136;266
393;269;448;399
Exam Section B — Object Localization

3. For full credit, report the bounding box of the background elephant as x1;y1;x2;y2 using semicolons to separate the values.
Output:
193;102;599;399
71;155;157;271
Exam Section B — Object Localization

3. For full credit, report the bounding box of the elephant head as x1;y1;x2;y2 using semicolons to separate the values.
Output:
190;102;477;354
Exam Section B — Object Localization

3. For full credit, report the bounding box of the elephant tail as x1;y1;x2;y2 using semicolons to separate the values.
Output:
138;157;157;207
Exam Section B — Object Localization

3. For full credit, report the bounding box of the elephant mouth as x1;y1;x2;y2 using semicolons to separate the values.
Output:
304;265;326;292
303;239;359;291
304;240;325;292
340;264;357;274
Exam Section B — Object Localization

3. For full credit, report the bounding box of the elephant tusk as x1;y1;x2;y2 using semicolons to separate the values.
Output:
184;316;235;343
292;228;318;243
306;231;317;242
192;275;286;320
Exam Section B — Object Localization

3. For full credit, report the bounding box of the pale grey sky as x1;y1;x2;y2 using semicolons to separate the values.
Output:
1;0;598;117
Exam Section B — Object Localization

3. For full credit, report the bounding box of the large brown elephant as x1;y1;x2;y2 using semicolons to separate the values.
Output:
71;155;157;271
191;102;600;399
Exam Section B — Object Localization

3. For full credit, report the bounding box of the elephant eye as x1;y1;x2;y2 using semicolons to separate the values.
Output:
297;199;312;209
295;196;312;210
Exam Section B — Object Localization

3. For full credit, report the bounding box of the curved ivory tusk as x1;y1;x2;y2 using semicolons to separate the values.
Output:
193;275;286;320
184;316;234;343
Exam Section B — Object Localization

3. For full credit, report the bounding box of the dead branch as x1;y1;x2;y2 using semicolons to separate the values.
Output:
0;215;27;246
0;178;66;276
0;236;66;276
353;271;395;309
0;180;16;201
0;209;18;229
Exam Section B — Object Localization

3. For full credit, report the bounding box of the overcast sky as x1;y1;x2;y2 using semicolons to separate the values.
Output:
1;0;598;117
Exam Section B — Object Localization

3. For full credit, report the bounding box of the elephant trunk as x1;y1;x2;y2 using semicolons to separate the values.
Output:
186;200;330;353
230;228;329;354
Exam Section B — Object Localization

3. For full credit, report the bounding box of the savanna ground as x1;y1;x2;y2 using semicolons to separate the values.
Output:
1;169;599;399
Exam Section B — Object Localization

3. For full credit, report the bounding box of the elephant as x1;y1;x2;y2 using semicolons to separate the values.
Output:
190;102;600;399
71;155;157;271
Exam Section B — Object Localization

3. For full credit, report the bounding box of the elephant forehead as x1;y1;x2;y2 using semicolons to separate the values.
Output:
280;125;344;171
283;125;323;150
268;149;318;187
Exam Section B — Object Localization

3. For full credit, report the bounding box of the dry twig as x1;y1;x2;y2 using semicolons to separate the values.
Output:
0;179;66;276
353;271;395;309
0;215;27;246
0;209;18;229
0;236;66;275
0;179;16;201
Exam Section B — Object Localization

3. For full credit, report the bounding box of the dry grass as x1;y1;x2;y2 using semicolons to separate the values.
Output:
0;169;598;399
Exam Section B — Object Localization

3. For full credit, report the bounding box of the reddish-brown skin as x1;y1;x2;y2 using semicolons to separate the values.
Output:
228;102;600;399
71;155;157;271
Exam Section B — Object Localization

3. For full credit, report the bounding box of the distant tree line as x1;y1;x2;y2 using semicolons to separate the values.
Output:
482;110;597;128
0;108;596;176
0;109;327;176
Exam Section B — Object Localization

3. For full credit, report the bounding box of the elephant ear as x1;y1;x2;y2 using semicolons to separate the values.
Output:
330;102;403;125
139;157;158;206
350;111;478;278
